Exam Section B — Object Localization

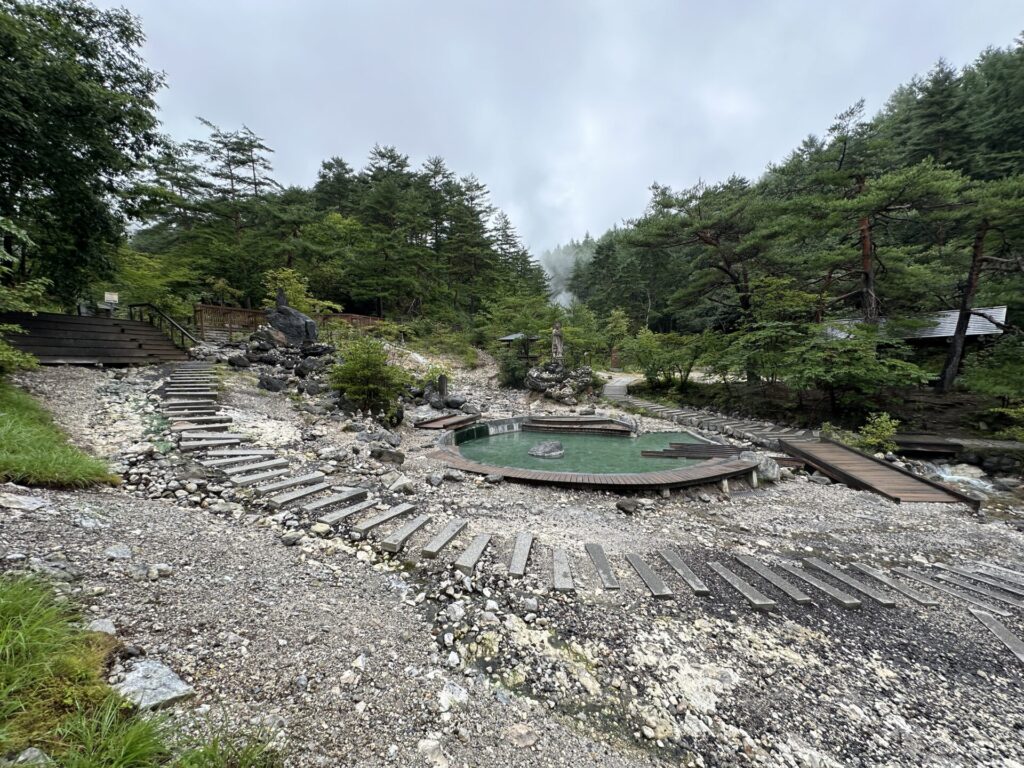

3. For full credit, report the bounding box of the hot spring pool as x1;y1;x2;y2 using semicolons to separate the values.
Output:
456;430;704;474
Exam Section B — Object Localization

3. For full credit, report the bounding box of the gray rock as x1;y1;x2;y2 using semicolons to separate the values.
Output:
296;356;326;377
427;473;444;487
443;469;465;482
266;304;318;345
528;440;564;459
460;403;481;415
387;474;415;494
115;660;195;710
505;723;540;748
808;473;832;485
444;395;467;409
87;618;116;635
370;446;405;465
9;747;52;765
258;374;287;393
616;499;638;515
281;530;305;546
0;493;48;512
484;473;504;484
228;353;250;368
104;543;132;560
738;451;781;483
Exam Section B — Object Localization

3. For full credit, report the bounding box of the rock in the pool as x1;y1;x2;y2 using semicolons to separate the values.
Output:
528;440;565;459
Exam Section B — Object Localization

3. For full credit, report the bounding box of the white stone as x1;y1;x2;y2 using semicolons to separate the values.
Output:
114;660;194;710
0;493;48;512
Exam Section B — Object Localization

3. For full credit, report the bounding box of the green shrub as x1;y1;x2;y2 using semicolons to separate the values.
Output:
329;337;409;420
824;411;900;453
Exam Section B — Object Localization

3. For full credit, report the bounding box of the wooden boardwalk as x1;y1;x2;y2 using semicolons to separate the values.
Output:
433;448;759;491
778;438;979;509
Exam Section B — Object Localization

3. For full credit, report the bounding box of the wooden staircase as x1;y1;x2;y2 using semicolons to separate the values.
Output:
0;312;188;365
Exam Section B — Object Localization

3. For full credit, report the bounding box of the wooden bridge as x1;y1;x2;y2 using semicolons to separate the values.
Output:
778;437;980;510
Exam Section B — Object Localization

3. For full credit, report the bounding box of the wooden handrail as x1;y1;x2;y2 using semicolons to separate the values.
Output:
126;303;199;348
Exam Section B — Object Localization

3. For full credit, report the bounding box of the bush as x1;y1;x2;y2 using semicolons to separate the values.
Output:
823;411;900;453
329;337;408;421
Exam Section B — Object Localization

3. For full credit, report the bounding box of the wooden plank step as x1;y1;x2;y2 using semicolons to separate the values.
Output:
969;608;1024;664
933;572;1024;608
205;448;275;458
300;486;367;513
625;554;672;598
167;414;231;424
380;514;432;553
317;498;378;527
708;562;776;611
509;532;534;577
850;563;940;606
777;563;862;609
585;543;620;590
230;468;290;487
658;549;710;595
422;518;468;559
804;558;897;607
455;534;491;575
974;562;1024;587
255;473;327;495
223;457;288;476
735;555;811;604
552;548;575;592
171;422;231;433
892;568;1012;617
268;482;333;509
351;503;416;536
201;455;268;468
180;439;240;451
938;566;1024;598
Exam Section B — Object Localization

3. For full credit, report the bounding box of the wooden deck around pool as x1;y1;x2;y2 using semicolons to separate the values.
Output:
433;447;760;490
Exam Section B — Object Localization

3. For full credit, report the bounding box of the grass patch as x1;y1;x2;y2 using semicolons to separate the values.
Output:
0;382;117;488
0;576;282;767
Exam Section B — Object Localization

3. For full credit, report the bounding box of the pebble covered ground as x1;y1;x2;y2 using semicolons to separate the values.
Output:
3;357;1024;767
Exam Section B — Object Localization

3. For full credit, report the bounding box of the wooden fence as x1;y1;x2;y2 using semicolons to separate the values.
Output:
193;304;379;342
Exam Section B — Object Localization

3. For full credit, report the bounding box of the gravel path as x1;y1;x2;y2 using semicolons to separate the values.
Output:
3;362;1024;767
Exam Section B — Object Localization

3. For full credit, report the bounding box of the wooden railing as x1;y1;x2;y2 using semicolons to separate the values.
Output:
192;304;379;341
127;303;199;348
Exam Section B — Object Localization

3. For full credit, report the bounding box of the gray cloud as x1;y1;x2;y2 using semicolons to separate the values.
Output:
99;0;1023;253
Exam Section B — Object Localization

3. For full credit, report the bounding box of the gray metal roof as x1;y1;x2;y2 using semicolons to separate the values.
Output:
904;306;1007;339
827;306;1007;340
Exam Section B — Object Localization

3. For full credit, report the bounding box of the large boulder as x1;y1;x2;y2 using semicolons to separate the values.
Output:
265;305;318;346
525;362;594;405
739;451;781;483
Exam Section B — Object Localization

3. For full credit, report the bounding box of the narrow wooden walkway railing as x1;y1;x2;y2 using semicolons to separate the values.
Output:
778;437;980;510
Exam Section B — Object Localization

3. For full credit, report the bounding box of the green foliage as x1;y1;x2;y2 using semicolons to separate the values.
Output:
0;383;116;487
962;337;1024;400
261;268;341;315
823;412;901;453
329;337;409;419
175;730;283;768
988;405;1024;442
624;328;703;389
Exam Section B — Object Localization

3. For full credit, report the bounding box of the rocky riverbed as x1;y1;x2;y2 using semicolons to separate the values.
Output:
4;357;1024;767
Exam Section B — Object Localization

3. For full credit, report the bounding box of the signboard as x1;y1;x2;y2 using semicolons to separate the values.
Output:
104;292;119;304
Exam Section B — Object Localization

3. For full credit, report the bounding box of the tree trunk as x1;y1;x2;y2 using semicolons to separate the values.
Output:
859;215;878;323
938;219;989;393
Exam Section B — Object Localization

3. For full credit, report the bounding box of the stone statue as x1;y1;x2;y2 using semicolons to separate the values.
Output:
551;321;564;362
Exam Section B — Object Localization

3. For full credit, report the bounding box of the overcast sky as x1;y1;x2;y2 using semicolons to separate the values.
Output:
99;0;1023;255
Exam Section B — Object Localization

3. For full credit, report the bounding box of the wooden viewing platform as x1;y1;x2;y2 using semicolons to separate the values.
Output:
778;437;980;510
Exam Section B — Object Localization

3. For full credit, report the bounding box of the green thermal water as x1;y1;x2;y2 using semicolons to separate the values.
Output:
457;431;703;474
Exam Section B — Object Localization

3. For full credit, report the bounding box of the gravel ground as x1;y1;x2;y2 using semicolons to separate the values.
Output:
3;361;1024;767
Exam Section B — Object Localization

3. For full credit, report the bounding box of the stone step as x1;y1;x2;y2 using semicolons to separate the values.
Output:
625;554;672;598
585;543;620;590
380;514;432;553
171;422;232;433
202;455;269;469
421;518;468;559
162;400;216;408
167;414;232;424
205;448;277;457
231;468;290;487
161;407;219;416
223;458;288;476
708;562;776;611
938;565;1024;599
300;487;368;513
508;532;534;577
180;439;240;451
973;562;1024;588
851;563;940;606
778;563;862;609
552;548;575;592
933;572;1024;608
269;482;333;510
255;472;327;495
894;568;1011;617
164;391;218;397
658;549;710;595
454;534;491;575
804;558;897;607
351;503;416;536
735;555;812;605
317;498;379;527
969;608;1024;663
180;431;250;441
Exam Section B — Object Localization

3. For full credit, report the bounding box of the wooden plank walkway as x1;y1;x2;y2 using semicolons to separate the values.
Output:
778;438;979;509
433;449;759;491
